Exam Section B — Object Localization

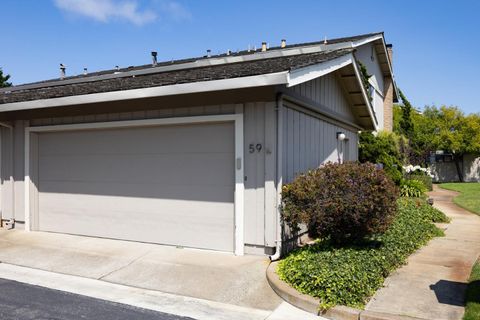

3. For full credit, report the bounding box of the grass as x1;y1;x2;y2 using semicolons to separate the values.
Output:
277;198;449;310
464;260;480;320
439;183;480;215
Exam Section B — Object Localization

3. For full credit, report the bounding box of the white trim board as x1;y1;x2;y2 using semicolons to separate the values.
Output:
24;114;245;256
0;54;357;113
3;72;288;112
287;54;353;87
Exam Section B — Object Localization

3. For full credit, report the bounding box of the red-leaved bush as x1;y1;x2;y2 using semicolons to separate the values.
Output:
282;162;399;244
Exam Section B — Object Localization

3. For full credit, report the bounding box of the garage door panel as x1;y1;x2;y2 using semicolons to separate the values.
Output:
38;123;234;156
36;121;235;252
39;180;233;202
39;193;234;251
39;153;234;187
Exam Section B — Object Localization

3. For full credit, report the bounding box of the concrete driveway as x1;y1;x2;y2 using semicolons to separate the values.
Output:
0;230;282;312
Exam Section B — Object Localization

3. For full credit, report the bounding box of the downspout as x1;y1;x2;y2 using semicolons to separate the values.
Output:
270;92;284;261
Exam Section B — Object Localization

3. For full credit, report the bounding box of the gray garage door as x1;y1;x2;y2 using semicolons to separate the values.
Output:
36;122;235;252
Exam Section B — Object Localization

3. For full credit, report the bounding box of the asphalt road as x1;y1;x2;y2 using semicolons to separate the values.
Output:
0;278;195;320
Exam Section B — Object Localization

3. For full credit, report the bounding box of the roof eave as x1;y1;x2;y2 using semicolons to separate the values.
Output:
0;71;289;113
351;60;379;131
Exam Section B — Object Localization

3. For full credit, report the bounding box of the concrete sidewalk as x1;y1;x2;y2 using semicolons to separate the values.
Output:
366;185;480;320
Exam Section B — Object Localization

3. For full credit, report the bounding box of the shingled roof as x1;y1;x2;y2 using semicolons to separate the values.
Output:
8;32;383;86
0;49;353;105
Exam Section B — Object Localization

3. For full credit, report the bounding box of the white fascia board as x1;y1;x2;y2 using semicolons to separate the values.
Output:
286;54;353;88
354;34;399;99
350;35;384;48
0;72;289;112
351;60;379;131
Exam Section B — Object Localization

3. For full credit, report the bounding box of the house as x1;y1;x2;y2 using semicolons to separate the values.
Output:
0;32;398;257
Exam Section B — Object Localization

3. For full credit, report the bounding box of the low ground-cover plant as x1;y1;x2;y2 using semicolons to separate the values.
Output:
417;199;450;223
400;179;427;197
277;198;447;310
282;162;398;244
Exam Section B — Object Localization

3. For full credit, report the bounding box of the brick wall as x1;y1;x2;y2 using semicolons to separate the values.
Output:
383;45;394;132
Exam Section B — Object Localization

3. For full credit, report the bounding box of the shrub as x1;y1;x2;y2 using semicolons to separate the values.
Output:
282;162;399;244
405;174;433;191
400;179;427;197
358;131;404;184
277;198;446;310
403;165;434;191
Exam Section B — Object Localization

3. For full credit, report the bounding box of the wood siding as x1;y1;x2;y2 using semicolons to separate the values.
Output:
282;105;358;183
287;73;356;122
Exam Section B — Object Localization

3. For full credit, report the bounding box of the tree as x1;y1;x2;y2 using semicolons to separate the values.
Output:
0;68;12;87
398;90;414;138
358;131;405;184
412;106;480;181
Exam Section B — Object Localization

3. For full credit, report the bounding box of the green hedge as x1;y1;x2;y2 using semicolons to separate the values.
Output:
277;198;449;310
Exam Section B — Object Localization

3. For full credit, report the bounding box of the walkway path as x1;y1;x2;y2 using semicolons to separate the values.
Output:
365;185;480;320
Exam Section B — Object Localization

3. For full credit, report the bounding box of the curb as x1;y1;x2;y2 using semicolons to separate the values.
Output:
266;262;424;320
266;261;321;315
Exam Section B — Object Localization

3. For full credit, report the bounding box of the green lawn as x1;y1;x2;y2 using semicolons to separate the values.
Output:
464;260;480;320
439;183;480;215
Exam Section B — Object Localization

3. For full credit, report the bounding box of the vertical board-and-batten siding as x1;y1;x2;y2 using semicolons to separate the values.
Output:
282;106;358;183
289;73;356;122
1;121;28;224
243;102;276;248
3;103;275;250
283;73;359;183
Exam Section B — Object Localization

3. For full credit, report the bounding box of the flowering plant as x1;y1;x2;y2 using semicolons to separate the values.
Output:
403;165;434;178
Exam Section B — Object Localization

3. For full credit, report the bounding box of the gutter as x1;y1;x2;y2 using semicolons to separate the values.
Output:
270;92;284;261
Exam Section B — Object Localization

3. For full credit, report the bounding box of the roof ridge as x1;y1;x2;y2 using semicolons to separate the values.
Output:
6;32;383;89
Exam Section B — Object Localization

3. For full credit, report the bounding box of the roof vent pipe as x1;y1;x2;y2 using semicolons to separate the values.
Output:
60;64;66;79
281;39;286;48
151;51;158;66
83;68;88;76
115;65;120;71
226;49;231;56
323;36;328;44
206;49;211;57
261;42;267;52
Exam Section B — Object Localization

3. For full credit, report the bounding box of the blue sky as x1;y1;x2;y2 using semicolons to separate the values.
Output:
1;0;479;114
